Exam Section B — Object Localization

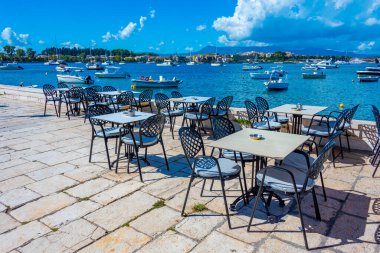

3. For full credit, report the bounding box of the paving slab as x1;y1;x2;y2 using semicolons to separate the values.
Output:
65;178;115;199
0;212;20;234
26;175;78;196
138;231;196;253
26;163;76;181
0;176;35;193
64;165;106;182
0;187;40;208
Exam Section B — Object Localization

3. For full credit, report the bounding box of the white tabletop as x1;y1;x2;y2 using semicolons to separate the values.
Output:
55;88;69;92
208;128;310;160
170;96;211;104
91;111;155;125
267;104;327;116
97;91;140;96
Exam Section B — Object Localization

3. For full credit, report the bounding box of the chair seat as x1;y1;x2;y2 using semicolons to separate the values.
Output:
256;165;315;193
137;102;150;107
47;97;61;102
222;150;254;161
96;127;121;138
66;98;81;104
268;115;289;124
121;133;158;146
184;112;209;120
195;158;241;178
281;152;318;172
210;108;227;116
253;121;281;130
118;104;132;110
326;121;350;130
301;125;338;137
162;109;183;117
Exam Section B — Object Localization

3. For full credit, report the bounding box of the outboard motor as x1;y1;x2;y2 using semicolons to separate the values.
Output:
85;75;92;84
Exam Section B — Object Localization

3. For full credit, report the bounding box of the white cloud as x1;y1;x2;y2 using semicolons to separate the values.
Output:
139;16;147;31
118;22;137;39
38;40;45;44
150;10;156;18
61;41;82;49
357;41;375;50
91;39;96;47
333;0;352;9
185;47;193;51
1;27;30;45
242;40;270;47
218;35;238;46
102;32;112;42
368;0;380;14
308;16;344;27
155;47;160;51
158;41;165;46
196;25;207;31
148;46;154;50
365;17;380;26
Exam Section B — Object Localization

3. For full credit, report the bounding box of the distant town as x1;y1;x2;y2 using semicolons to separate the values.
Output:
0;45;379;64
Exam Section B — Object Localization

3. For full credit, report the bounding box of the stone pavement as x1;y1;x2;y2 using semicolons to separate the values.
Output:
0;96;379;253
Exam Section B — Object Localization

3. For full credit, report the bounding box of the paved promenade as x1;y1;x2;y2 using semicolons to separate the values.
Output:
0;95;379;252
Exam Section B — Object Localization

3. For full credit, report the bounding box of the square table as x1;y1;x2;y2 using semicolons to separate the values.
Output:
267;104;327;134
208;128;310;209
91;111;154;125
170;96;211;104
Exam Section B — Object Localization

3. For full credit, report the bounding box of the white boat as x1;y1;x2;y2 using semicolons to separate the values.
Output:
302;71;326;79
156;59;176;67
211;62;222;67
146;60;155;64
131;76;182;88
57;74;94;84
186;61;196;66
365;66;380;71
301;65;320;70
350;58;367;64
86;62;104;70
358;76;379;82
56;66;84;73
102;61;113;66
314;58;338;69
250;70;280;80
95;66;129;78
242;65;262;71
335;60;349;65
119;61;126;65
0;63;23;70
265;74;289;90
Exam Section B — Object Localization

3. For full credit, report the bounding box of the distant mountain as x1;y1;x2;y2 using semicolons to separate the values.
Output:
193;46;373;57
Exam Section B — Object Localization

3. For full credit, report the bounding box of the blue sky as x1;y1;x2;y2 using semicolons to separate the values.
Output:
1;0;380;54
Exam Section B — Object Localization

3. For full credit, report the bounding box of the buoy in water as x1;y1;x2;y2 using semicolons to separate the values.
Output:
131;84;136;89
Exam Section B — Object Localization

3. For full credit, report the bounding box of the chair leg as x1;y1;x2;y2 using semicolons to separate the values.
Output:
373;159;380;177
89;135;95;162
182;175;194;216
294;192;309;250
135;147;144;182
339;135;344;159
104;138;112;170
220;179;232;229
200;179;206;197
311;188;321;221
44;101;47;116
209;179;214;191
161;140;170;171
345;130;351;152
247;181;265;232
238;175;247;204
319;172;327;201
115;138;123;174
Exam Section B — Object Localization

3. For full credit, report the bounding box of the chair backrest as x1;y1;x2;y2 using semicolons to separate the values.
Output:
102;85;117;92
139;89;153;103
42;84;56;97
200;97;215;116
87;104;113;126
244;100;258;122
307;139;335;180
212;117;235;140
57;83;69;89
84;87;98;101
217;96;233;112
372;105;380;135
90;85;102;92
155;93;170;112
255;97;269;116
116;91;134;105
139;114;166;139
345;104;359;124
171;91;183;98
67;87;84;99
179;127;205;160
330;109;350;133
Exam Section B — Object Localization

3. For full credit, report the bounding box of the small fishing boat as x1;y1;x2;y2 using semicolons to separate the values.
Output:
242;65;262;71
302;71;326;79
156;60;176;67
365;66;380;72
186;61;196;66
314;58;338;69
131;76;182;88
95;66;129;78
265;74;289;90
119;61;126;65
0;63;23;70
301;65;320;70
356;70;380;76
146;60;155;64
358;76;379;82
56;66;84;73
211;62;222;67
102;60;113;66
57;74;94;84
86;62;104;70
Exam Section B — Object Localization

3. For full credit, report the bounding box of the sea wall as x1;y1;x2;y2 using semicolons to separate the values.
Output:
0;84;375;153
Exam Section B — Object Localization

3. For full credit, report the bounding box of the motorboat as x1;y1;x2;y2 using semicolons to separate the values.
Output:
57;74;94;84
131;76;182;88
314;58;338;69
356;70;380;76
242;65;262;71
350;58;367;64
335;60;349;65
156;60;176;67
146;60;155;64
302;71;326;79
301;65;320;70
86;62;104;70
365;66;380;71
211;62;222;67
119;61;126;65
250;70;280;80
265;74;289;90
95;66;129;78
56;66;84;73
102;60;113;66
358;76;379;82
0;63;23;70
186;61;196;66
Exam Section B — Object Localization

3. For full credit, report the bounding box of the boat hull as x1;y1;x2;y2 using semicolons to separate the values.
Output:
95;73;127;78
131;79;182;88
0;66;23;70
302;73;326;79
358;77;379;82
57;75;94;84
357;71;380;76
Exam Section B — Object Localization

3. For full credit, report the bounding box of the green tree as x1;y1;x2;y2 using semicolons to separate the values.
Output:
3;45;16;56
26;48;36;60
16;48;25;60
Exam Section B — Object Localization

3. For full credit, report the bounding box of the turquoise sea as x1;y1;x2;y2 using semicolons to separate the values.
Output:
0;63;379;121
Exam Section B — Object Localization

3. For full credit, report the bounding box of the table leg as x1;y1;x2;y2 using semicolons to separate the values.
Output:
292;114;303;135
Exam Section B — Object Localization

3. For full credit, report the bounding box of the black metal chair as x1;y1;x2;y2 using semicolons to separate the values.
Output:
371;105;380;177
112;91;135;112
301;109;349;167
102;86;117;92
337;104;359;152
244;100;281;131
248;139;335;250
255;97;289;131
210;96;233;118
116;114;169;182
134;89;153;112
57;83;69;89
179;127;245;228
90;85;102;92
155;93;183;139
42;84;60;117
83;87;101;122
88;104;121;170
183;97;215;134
61;87;86;120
